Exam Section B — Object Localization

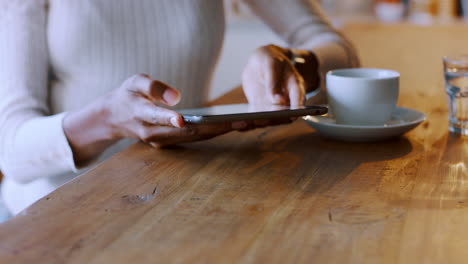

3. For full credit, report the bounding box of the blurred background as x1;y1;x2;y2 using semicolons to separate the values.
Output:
211;0;468;100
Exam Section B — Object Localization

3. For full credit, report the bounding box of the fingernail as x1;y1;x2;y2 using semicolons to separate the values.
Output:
170;116;181;127
163;89;181;106
273;94;284;104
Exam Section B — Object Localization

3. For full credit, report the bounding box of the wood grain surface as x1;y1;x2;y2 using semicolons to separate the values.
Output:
1;23;468;264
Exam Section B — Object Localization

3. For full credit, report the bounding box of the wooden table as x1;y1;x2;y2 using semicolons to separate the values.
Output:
1;23;468;264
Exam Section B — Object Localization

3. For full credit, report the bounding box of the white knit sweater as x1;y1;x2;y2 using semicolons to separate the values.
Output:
0;0;358;214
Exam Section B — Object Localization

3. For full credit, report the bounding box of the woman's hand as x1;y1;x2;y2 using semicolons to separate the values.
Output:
242;44;307;107
103;74;184;140
63;74;239;166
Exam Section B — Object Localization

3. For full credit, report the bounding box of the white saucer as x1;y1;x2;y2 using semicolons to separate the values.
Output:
302;107;426;142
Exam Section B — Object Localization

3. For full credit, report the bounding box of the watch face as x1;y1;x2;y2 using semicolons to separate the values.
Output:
289;49;321;93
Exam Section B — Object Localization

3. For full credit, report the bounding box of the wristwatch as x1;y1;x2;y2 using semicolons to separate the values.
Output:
286;48;321;93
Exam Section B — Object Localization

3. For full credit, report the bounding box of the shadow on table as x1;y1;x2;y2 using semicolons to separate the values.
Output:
181;126;416;225
186;124;414;200
273;131;413;193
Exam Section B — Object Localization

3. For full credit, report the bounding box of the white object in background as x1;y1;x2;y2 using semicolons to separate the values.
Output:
326;68;400;126
375;2;406;23
408;0;435;25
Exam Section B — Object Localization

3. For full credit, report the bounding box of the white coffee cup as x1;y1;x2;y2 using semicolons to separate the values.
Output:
326;68;399;125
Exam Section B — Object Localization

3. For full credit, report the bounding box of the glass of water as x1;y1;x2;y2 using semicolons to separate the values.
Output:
443;55;468;135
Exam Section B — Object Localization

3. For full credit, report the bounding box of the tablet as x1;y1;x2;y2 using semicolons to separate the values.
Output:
177;103;328;124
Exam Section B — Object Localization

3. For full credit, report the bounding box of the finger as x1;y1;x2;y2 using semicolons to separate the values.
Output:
267;118;293;126
265;58;287;105
138;103;184;128
285;69;305;107
232;121;249;130
236;119;284;132
251;118;291;128
141;125;197;143
253;119;270;128
196;123;233;135
129;74;181;106
147;123;233;147
236;120;258;132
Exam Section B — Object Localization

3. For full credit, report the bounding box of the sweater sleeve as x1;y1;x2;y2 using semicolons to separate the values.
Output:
0;0;78;184
243;0;360;103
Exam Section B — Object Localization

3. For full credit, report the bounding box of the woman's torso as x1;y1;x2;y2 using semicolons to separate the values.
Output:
48;0;225;112
2;0;225;214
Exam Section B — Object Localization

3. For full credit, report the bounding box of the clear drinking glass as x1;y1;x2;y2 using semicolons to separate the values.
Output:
443;55;468;135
